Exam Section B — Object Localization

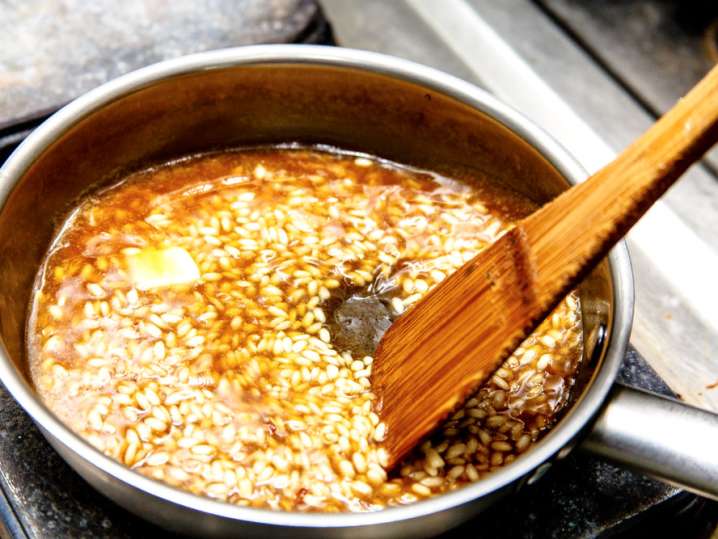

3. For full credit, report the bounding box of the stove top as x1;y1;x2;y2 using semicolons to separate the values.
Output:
538;0;718;176
1;0;717;537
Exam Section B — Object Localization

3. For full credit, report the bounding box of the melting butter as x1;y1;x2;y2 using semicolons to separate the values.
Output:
126;247;199;290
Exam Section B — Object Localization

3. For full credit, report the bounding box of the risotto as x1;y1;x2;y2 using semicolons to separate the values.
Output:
29;148;582;511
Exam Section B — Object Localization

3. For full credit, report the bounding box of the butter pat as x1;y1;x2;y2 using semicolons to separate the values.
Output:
126;247;200;290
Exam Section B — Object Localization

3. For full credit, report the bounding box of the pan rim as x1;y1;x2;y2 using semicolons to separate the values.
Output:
0;44;633;529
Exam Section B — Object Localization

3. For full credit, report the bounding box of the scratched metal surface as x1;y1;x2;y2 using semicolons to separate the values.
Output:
0;0;325;127
538;0;718;173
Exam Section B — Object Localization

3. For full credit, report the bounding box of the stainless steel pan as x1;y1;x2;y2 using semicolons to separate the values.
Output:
0;45;716;538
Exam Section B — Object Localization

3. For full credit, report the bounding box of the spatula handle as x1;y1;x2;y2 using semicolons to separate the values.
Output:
522;65;718;312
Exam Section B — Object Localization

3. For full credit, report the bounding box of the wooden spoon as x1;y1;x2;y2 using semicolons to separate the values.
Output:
372;65;718;469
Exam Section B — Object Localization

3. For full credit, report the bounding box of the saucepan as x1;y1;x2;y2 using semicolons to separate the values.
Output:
0;45;716;538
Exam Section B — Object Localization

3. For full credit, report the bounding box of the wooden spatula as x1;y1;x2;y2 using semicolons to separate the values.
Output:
372;65;718;469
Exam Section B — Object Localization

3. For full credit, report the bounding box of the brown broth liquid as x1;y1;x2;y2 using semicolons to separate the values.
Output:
28;148;582;511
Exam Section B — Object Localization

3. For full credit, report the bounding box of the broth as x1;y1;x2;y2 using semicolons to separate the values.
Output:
28;147;581;511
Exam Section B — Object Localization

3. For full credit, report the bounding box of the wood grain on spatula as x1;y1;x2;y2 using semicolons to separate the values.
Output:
372;65;718;469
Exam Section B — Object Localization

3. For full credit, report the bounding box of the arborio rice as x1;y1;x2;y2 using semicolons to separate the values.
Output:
29;148;582;512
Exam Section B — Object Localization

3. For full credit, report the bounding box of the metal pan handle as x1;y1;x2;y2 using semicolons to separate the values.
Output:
581;384;718;500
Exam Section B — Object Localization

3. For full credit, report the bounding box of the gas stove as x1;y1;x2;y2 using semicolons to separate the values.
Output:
1;1;717;537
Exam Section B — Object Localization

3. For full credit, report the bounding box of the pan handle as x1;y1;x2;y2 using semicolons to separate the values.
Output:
580;384;718;501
